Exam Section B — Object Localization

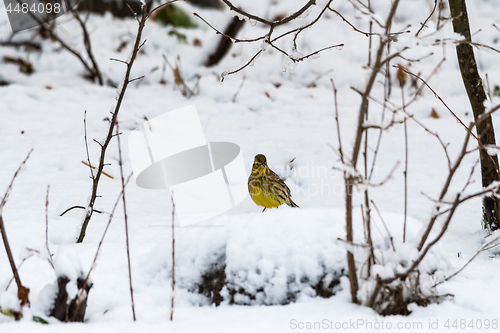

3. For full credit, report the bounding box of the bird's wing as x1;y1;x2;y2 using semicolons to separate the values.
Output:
268;169;292;197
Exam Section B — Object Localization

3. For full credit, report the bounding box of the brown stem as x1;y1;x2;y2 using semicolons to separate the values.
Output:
221;0;316;27
417;125;472;251
416;0;438;36
170;194;176;321
0;150;33;308
45;185;54;269
116;120;136;321
401;87;408;243
72;174;133;321
345;178;359;304
71;10;103;85
345;0;401;304
77;3;149;243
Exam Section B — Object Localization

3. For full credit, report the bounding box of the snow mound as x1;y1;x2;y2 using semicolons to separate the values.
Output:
141;208;347;305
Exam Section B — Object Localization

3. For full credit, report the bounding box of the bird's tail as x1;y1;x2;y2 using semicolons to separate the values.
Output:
288;199;300;208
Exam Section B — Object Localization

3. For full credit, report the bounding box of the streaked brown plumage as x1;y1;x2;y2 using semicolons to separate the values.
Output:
248;154;299;212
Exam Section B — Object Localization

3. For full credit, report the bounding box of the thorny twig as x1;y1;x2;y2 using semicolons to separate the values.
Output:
76;1;180;243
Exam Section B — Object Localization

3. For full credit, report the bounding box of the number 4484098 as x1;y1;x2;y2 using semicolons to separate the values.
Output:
5;2;61;14
444;319;498;330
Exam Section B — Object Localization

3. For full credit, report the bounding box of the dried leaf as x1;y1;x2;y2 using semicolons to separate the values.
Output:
397;64;407;88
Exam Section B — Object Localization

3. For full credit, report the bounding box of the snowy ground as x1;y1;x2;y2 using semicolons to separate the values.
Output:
1;0;500;331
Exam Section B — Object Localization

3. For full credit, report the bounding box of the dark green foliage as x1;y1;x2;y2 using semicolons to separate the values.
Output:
153;4;196;28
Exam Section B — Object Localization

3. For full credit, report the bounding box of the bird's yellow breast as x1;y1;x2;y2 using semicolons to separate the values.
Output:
248;182;283;208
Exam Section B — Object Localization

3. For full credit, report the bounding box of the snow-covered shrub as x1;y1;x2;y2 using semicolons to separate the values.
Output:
142;209;347;305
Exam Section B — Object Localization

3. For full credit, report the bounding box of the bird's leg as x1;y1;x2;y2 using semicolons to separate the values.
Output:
262;207;266;212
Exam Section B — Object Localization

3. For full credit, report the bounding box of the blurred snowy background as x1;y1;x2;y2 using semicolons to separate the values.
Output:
1;0;500;331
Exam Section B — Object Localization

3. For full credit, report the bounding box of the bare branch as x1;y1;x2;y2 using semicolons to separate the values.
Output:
394;64;474;140
328;8;373;37
193;13;265;43
170;194;176;321
433;233;500;287
417;123;473;251
128;76;145;83
457;40;500;54
416;0;438;36
60;205;102;216
72;173;133;320
76;3;157;243
396;64;500;174
0;150;33;213
71;9;103;85
116;120;136;321
331;79;344;164
232;75;246;103
45;185;54;269
347;0;384;28
292;44;344;62
220;0;316;27
83;111;94;180
220;50;263;82
370;200;396;252
148;0;183;19
110;58;129;65
0;150;33;308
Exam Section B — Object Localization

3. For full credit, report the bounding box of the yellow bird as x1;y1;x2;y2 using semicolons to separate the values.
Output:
248;154;299;212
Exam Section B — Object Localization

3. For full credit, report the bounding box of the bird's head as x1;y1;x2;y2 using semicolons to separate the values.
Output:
252;154;268;176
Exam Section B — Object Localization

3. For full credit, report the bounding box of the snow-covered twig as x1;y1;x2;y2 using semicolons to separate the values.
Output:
198;0;340;80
